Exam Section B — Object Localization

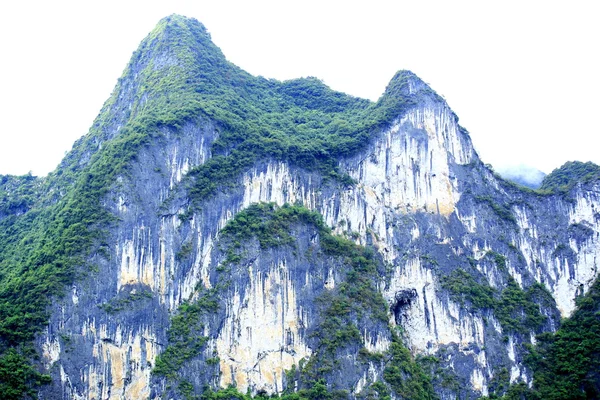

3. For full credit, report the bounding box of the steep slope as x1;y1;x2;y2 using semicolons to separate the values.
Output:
524;276;600;399
0;14;599;400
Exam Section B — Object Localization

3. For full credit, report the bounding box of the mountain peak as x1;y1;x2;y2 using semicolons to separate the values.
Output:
3;14;600;400
153;14;210;37
139;13;220;62
381;70;438;101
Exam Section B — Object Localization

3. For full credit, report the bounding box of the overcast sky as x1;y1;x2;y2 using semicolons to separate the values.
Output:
0;1;598;176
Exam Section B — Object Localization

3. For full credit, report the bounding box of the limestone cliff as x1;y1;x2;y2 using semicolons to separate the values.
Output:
0;14;598;400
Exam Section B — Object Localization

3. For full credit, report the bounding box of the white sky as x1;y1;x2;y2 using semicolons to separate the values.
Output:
0;1;598;176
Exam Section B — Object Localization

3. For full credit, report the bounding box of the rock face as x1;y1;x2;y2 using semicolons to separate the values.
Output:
5;15;594;400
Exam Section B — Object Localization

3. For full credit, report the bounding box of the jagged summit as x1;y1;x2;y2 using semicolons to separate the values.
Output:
383;70;422;94
144;14;215;54
379;70;436;100
57;15;457;204
67;13;447;177
148;15;436;103
117;14;445;121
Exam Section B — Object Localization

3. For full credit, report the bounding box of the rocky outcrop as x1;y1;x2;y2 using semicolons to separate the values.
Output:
30;15;599;400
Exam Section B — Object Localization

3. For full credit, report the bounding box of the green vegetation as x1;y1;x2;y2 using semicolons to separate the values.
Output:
417;355;462;394
0;15;213;397
0;174;40;218
0;83;163;395
480;382;532;400
441;268;552;334
220;203;325;249
495;278;549;333
440;269;496;309
540;161;600;193
153;292;218;380
382;333;437;399
525;276;600;399
487;251;507;270
487;367;510;396
486;277;600;399
98;289;153;314
474;196;517;224
6;13;596;400
200;380;347;400
176;240;194;261
0;348;51;399
0;173;115;396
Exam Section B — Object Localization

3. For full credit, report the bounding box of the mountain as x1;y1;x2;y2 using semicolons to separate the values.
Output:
540;161;600;192
1;15;599;400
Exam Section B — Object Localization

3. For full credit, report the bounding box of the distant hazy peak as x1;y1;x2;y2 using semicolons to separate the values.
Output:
495;164;546;189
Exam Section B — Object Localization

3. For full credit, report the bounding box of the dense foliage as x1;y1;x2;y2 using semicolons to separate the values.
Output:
440;269;496;309
184;66;421;204
219;202;325;249
153;293;218;380
441;265;553;334
0;174;40;219
485;277;600;399
199;381;347;400
0;349;51;399
526;277;600;399
540;161;600;192
382;333;437;399
494;278;551;334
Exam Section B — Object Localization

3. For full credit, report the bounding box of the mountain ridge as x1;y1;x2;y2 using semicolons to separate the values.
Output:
0;14;599;400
